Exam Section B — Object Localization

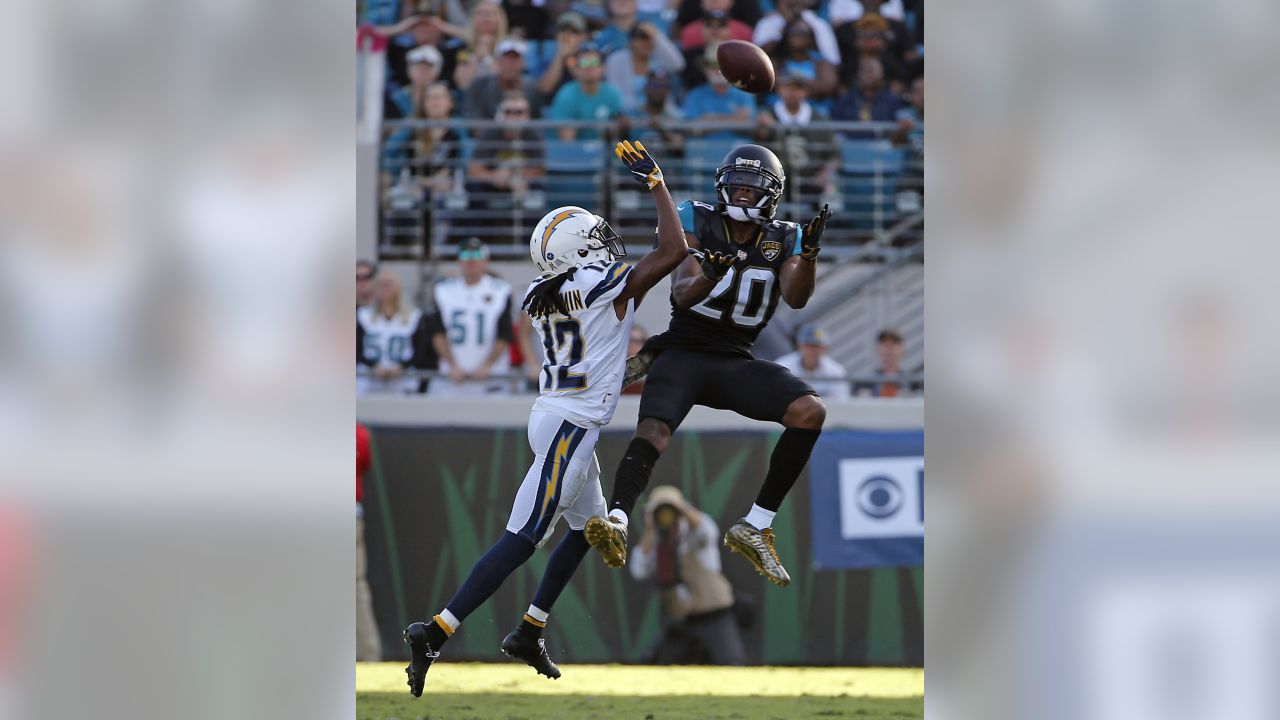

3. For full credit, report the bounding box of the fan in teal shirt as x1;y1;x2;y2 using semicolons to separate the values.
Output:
682;53;756;140
549;48;625;140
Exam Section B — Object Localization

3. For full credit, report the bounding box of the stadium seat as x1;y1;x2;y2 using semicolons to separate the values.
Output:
839;140;905;176
545;139;606;208
838;141;905;233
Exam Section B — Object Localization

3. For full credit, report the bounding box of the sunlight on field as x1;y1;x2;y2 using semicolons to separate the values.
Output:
357;662;924;720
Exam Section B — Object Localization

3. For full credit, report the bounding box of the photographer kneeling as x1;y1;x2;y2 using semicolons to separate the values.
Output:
630;486;747;665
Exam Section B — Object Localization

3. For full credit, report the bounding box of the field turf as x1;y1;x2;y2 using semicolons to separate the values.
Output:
357;662;923;719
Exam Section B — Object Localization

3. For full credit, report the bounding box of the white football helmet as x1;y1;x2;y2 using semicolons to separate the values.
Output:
529;206;627;275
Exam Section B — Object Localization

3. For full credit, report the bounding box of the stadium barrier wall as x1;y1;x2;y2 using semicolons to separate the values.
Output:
358;397;923;666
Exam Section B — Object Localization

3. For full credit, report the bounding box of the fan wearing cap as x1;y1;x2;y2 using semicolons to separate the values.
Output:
428;239;516;396
371;13;463;116
834;12;910;92
621;70;685;148
774;325;851;400
629;486;746;665
463;38;545;120
605;23;686;114
549;47;625;141
535;12;591;97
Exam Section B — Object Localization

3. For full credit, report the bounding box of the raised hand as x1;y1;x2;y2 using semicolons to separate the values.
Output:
687;248;737;281
800;203;832;261
615;140;664;190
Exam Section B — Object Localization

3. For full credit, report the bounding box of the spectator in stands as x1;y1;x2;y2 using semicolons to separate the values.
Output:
679;9;734;91
771;17;838;99
356;423;381;661
463;38;545;119
410;82;464;196
835;13;909;92
536;13;592;97
595;0;649;56
387;44;443;119
894;75;923;194
430;239;516;396
679;0;752;50
549;47;625;140
502;0;549;40
831;0;918;73
466;92;546;238
682;47;755;138
853;328;921;397
452;0;511;90
606;24;686;113
357;260;378;309
373;14;462;109
630;486;746;665
893;75;923;151
775;325;850;400
755;73;838;202
622;323;649;395
753;0;840;67
674;0;762;31
357;273;435;395
831;57;901;123
620;70;685;148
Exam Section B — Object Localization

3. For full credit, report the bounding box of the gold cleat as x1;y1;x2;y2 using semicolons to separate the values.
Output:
583;515;629;568
724;520;791;587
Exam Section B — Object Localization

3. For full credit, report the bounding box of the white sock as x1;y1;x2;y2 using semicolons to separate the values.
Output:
744;504;776;530
438;608;461;632
608;509;629;527
526;605;549;623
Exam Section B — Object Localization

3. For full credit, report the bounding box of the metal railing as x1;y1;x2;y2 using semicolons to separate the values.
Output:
376;119;923;260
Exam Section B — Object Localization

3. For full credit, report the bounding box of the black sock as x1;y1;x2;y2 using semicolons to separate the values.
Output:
424;617;451;649
609;437;661;516
755;428;822;511
517;616;546;638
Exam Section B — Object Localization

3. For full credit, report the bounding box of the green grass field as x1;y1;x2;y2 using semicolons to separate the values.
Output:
357;662;923;720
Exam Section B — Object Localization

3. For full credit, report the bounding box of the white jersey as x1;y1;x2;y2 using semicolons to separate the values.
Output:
432;275;513;375
528;259;635;428
357;305;425;395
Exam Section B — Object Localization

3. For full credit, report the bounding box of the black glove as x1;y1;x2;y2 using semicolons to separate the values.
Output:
615;139;664;189
799;203;832;261
687;248;736;281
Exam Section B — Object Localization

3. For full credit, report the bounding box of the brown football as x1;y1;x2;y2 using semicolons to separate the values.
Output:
716;40;775;94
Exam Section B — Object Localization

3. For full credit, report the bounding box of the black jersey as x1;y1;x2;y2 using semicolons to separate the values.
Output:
648;200;803;358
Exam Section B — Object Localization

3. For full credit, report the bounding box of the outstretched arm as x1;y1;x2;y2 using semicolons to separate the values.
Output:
613;141;689;313
779;204;831;309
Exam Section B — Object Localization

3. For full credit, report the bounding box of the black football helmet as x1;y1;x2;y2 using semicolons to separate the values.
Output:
714;144;786;222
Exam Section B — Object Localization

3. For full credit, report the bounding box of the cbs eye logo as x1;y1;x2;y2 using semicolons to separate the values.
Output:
857;475;903;519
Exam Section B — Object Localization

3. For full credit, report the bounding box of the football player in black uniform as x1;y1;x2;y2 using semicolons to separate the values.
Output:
584;144;832;587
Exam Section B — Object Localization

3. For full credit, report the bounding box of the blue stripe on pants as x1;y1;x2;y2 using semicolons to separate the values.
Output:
520;420;588;540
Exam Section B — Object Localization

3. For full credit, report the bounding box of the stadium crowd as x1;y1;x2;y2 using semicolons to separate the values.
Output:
361;0;924;196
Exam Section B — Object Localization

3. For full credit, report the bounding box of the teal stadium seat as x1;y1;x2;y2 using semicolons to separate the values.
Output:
839;140;904;232
545;139;606;208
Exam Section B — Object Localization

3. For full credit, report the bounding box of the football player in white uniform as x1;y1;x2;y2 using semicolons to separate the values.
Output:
403;141;687;696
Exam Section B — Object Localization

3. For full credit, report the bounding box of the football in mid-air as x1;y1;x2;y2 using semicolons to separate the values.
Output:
716;40;775;94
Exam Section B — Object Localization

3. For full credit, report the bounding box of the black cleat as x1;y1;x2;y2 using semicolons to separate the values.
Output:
403;622;440;697
500;628;562;679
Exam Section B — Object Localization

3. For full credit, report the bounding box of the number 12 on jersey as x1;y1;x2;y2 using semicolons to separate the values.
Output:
541;319;587;392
